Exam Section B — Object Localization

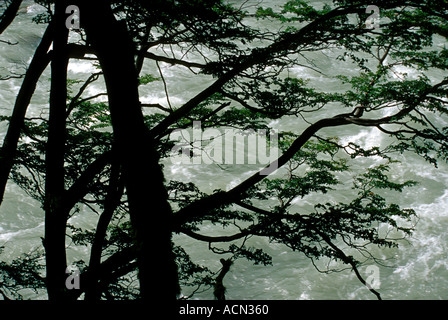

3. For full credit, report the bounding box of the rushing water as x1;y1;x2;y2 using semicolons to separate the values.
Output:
1;1;448;300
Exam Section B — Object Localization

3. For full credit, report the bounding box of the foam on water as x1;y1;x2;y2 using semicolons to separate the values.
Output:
340;127;384;151
68;60;97;75
0;222;44;243
388;191;448;299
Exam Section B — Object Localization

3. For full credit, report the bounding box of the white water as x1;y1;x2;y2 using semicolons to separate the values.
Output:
0;0;447;300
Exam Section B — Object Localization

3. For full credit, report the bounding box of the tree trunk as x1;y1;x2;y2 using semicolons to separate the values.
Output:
0;23;52;205
77;0;179;301
44;2;69;300
85;153;123;300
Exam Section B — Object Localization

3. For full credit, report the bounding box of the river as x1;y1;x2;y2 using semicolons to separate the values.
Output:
0;0;447;300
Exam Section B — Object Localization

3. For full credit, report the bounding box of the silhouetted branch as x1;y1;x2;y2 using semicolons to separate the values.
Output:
213;258;233;300
0;0;22;35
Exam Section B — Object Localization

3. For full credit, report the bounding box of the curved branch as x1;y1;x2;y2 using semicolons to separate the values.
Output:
149;5;376;139
144;52;206;69
313;229;382;300
237;202;383;299
66;72;102;117
67;246;138;300
173;115;351;227
180;228;252;243
172;85;446;227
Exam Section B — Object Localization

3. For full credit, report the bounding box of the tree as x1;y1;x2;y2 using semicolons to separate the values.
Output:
0;0;447;301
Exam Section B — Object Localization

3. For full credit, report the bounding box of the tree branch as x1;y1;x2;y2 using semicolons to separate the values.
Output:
66;72;102;117
0;22;53;205
0;0;22;35
64;150;113;211
173;80;448;228
214;258;233;300
85;153;124;301
149;5;374;139
179;227;252;243
309;224;382;300
67;245;138;300
172;115;351;228
145;52;206;69
237;201;382;299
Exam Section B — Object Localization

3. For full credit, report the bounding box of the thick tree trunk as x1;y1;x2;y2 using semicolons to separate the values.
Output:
44;2;69;300
77;0;179;301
